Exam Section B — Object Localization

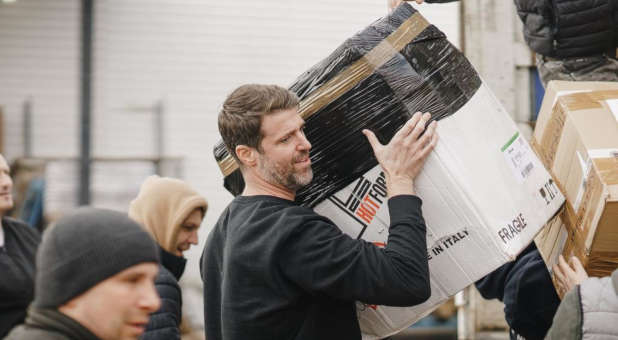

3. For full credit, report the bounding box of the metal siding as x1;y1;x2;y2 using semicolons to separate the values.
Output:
0;0;80;160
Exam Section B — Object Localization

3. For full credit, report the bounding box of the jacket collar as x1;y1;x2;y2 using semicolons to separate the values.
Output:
159;246;186;280
26;307;101;340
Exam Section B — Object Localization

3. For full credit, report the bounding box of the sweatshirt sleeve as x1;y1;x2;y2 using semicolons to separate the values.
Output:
279;195;430;307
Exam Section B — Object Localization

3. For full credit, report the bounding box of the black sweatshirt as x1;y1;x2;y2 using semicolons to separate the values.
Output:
201;194;429;340
0;217;40;338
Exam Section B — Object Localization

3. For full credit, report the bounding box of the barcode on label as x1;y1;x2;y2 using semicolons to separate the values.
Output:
501;132;535;183
520;163;534;178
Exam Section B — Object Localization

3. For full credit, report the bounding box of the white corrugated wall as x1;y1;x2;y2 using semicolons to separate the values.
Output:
0;0;80;160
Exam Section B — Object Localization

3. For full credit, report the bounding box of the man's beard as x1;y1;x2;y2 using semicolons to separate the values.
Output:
258;152;313;191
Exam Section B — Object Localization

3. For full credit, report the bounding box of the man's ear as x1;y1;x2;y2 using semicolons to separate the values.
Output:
236;145;257;168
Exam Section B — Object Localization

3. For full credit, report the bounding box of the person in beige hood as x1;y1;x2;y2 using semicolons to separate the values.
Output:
129;175;207;340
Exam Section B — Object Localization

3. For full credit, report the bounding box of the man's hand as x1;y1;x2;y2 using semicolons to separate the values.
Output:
363;112;438;198
553;255;589;294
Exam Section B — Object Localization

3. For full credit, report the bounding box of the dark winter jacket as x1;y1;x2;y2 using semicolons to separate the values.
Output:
514;0;618;58
201;194;430;340
0;217;40;338
4;307;101;340
141;246;186;340
475;243;560;340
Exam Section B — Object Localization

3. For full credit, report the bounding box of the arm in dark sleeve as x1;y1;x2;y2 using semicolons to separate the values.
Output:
280;195;430;307
142;270;182;340
475;242;560;339
474;242;537;300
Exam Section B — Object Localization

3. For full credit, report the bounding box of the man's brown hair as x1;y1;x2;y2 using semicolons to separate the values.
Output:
218;84;300;163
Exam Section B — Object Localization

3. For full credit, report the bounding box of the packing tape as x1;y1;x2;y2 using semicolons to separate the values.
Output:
587;253;618;277
590;149;618;185
534;104;567;170
536;90;618;171
558;89;618;111
217;13;430;177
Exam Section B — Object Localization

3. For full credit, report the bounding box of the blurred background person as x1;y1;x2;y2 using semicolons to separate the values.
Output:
0;153;40;338
393;0;618;86
5;207;160;340
514;0;618;86
546;255;618;339
129;175;208;340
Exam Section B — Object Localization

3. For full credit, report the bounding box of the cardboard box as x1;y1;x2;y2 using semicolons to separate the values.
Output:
215;4;564;339
533;81;618;285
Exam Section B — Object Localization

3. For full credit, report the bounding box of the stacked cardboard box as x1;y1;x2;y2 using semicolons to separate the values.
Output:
215;4;564;339
534;81;618;291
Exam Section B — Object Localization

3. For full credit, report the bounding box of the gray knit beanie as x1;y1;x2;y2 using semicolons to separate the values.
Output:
33;207;159;308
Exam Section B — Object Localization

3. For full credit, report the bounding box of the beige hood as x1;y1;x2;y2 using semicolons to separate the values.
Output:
129;175;208;254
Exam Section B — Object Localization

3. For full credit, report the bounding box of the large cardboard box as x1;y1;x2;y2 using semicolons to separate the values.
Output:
533;81;618;284
214;4;564;339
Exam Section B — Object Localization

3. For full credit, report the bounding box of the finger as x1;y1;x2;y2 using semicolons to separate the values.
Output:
418;126;438;159
409;112;431;142
559;255;576;276
554;258;567;279
558;255;569;270
416;122;437;154
362;129;382;154
393;112;423;142
570;256;587;276
553;264;565;287
417;120;437;148
569;256;583;270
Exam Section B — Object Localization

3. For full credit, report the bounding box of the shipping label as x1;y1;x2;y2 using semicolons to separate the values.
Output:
501;132;535;183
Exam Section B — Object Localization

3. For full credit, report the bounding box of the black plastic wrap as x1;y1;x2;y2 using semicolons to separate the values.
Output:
214;3;481;206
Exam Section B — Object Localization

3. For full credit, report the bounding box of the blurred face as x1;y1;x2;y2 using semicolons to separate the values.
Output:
257;108;313;191
0;155;13;215
174;208;203;256
61;263;160;340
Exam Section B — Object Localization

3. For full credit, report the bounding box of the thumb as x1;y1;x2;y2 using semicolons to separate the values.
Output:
362;129;382;153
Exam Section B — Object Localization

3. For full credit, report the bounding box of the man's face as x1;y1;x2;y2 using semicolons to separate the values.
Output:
174;208;202;256
0;155;13;214
256;108;313;191
68;263;160;340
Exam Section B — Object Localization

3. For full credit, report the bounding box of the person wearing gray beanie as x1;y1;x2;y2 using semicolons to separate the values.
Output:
5;207;161;340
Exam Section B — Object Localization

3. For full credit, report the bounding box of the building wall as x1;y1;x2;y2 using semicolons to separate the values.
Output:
0;0;80;160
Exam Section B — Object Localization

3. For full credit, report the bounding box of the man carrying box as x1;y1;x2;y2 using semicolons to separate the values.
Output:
201;84;438;340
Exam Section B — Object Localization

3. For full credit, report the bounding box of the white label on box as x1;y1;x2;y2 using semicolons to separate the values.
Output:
588;148;618;159
501;132;534;183
606;99;618;121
